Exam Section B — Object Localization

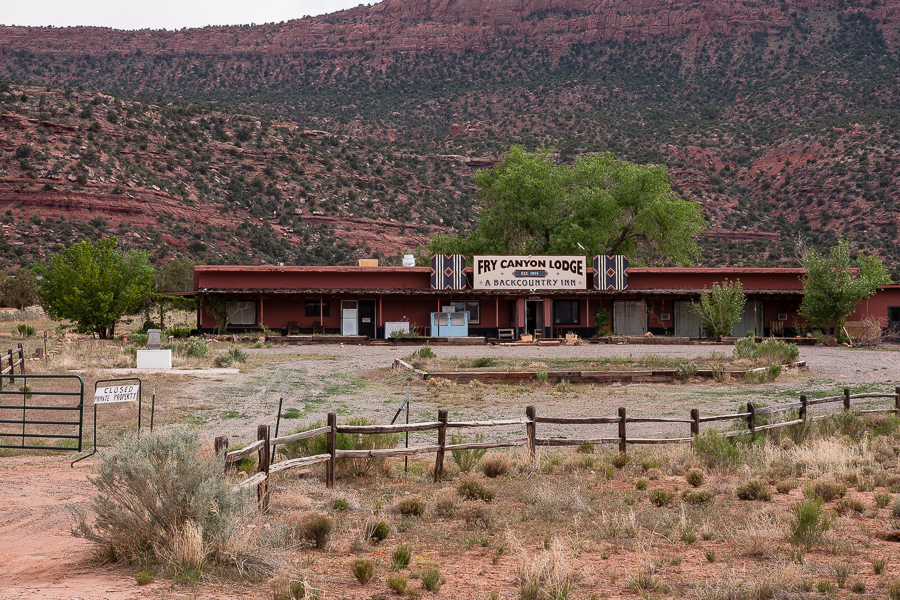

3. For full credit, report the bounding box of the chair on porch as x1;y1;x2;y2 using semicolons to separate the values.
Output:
312;321;323;335
770;320;784;337
287;321;300;335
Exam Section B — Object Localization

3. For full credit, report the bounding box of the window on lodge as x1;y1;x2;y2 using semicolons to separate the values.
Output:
450;300;480;324
553;300;580;325
889;307;900;323
305;300;331;317
226;301;256;325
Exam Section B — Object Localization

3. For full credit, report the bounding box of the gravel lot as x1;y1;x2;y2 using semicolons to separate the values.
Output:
193;343;900;446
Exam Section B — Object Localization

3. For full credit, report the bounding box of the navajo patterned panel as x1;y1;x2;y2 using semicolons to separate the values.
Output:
593;255;628;290
430;254;469;290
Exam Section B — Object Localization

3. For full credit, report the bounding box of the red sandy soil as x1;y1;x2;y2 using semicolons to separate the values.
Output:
0;456;267;600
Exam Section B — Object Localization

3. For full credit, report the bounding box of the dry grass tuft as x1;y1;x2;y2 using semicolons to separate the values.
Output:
512;535;581;600
735;511;784;557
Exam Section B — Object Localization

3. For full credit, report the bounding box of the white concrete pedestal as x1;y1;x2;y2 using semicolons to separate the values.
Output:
137;349;172;369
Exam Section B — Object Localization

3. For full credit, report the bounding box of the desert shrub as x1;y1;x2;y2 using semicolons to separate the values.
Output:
736;478;773;501
892;497;900;518
472;357;496;368
450;432;487;473
481;453;510;478
789;498;831;549
457;477;494;502
873;557;887;574
634;478;648;491
874;491;892;508
411;344;435;359
351;557;375;584
289;512;333;549
71;429;239;570
734;336;799;363
387;572;407;593
610;451;629;469
420;565;442;592
392;543;412;570
134;569;155;585
433;491;457;518
681;489;714;504
685;467;705;487
16;323;35;338
165;338;208;358
167;325;192;339
333;498;349;511
775;479;798;494
130;332;149;346
277;418;398;477
648;489;675;507
804;476;847;502
277;421;327;460
834;497;865;515
733;334;758;359
676;362;698;380
214;346;247;367
369;521;390;544
397;496;425;517
693;429;740;470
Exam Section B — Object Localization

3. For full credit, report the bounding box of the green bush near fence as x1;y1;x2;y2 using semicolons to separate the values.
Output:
277;418;399;477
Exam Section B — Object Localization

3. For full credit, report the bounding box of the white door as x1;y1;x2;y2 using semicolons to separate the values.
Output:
341;301;358;336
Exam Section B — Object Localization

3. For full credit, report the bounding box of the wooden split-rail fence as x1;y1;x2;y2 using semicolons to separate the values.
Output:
0;344;25;390
216;386;900;510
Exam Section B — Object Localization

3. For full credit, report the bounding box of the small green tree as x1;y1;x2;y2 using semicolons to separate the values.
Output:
1;268;40;309
39;238;154;339
693;279;746;338
800;240;890;340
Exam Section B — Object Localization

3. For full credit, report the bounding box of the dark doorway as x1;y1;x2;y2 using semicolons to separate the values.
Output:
525;300;544;336
358;300;376;338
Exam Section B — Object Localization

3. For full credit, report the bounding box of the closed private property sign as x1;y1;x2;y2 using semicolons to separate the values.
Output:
93;384;139;404
473;255;586;290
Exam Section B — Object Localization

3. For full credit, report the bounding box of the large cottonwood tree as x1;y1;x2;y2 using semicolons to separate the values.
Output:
428;147;706;264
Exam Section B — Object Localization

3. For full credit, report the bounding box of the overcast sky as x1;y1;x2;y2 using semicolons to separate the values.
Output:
1;1;374;30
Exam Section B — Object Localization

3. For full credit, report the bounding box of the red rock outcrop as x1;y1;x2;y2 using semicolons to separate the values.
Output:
0;0;897;59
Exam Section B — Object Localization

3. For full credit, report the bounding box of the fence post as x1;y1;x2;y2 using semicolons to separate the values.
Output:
843;388;851;411
7;349;12;384
690;408;700;437
895;387;900;417
799;394;807;422
17;343;24;374
618;407;627;453
326;413;336;490
526;406;536;467
214;436;229;455
215;436;229;472
434;409;448;483
256;424;270;512
746;402;756;435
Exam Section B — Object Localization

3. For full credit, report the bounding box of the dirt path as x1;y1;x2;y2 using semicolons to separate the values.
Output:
0;456;144;600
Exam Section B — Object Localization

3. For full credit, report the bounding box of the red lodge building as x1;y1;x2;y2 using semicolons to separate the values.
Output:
192;255;900;340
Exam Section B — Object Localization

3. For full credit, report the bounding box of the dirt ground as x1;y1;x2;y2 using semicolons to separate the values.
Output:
2;342;900;599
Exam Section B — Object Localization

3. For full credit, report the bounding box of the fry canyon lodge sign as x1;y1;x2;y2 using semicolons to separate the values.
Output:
473;255;586;290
